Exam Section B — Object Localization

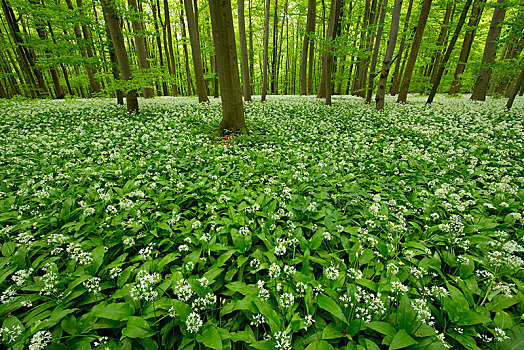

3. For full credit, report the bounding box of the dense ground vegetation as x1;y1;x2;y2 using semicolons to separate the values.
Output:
0;95;523;349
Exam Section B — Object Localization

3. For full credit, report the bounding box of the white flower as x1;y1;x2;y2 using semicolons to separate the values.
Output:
269;263;281;279
279;292;294;308
29;331;52;350
186;312;202;333
326;264;339;280
83;277;101;294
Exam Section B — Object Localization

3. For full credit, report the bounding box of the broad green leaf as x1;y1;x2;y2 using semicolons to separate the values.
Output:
254;300;281;333
456;311;491;326
498;325;524;350
317;294;347;324
197;323;222;350
122;316;156;338
389;329;417;350
305;340;335;350
322;322;345;340
367;321;396;338
92;303;134;321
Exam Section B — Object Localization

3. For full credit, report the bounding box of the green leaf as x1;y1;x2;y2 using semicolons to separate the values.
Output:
254;300;281;333
486;295;520;312
122;316;156;338
92;303;134;321
498;325;524;350
457;311;492;326
389;329;417;350
197;323;222;350
1;242;16;257
367;321;396;338
91;245;105;273
317;294;347;324
305;340;335;350
322;322;344;340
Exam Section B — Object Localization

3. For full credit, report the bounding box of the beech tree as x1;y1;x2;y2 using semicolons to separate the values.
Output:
397;0;432;103
376;0;403;110
237;0;251;101
101;0;138;112
208;0;246;134
261;0;270;102
471;0;506;101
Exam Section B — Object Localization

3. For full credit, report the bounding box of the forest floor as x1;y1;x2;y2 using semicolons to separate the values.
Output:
0;95;523;349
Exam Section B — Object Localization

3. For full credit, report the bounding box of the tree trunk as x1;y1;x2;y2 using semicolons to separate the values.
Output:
164;0;178;96
208;0;246;134
506;66;523;110
448;0;484;94
249;0;255;95
397;0;432;103
270;0;279;94
101;0;138;112
179;4;194;95
300;0;316;95
128;0;154;97
104;18;124;105
237;0;251;101
184;0;209;102
376;0;403;110
366;0;388;103
428;1;454;87
325;0;342;106
152;0;168;95
261;0;271;102
427;0;473;104
65;0;101;95
471;0;506;101
390;0;413;95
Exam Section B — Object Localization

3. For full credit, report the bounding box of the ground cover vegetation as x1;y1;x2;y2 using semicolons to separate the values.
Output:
0;95;523;349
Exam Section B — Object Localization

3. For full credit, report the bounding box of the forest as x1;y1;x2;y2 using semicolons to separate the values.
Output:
0;0;523;349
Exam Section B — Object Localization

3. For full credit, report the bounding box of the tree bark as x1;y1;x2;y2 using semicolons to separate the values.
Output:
325;0;342;106
270;0;279;94
101;0;138;112
449;0;485;94
366;0;388;103
237;0;251;101
152;0;168;95
376;0;403;110
261;0;271;102
427;0;473;104
184;0;209;102
179;4;194;95
397;0;432;103
128;0;154;97
506;65;523;110
428;1;454;87
208;0;246;134
390;0;413;95
300;0;316;95
471;0;506;101
164;0;178;96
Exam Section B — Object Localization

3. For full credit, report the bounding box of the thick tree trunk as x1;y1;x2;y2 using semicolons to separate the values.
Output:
300;0;316;95
104;20;124;105
101;0;138;112
397;0;432;103
129;0;154;97
390;0;413;95
449;0;484;94
184;0;209;102
506;66;523;110
427;0;473;104
237;0;251;101
261;0;270;102
208;0;246;133
376;0;403;110
471;0;506;101
366;0;388;103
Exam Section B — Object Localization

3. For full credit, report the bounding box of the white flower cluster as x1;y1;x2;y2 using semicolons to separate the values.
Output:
173;279;194;302
0;286;17;304
0;324;23;343
273;331;291;350
29;330;52;350
191;292;217;311
66;242;93;265
130;270;161;301
138;242;155;259
12;268;33;287
411;298;434;326
250;313;266;326
83;277;101;294
257;280;270;301
186;312;202;333
279;292;294;308
39;264;59;295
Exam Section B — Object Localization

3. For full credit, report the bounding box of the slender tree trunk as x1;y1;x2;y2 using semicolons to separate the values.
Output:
397;0;432;103
390;0;413;95
449;0;485;94
270;0;279;94
65;0;101;95
506;65;523;110
248;0;255;95
152;0;168;95
325;0;342;106
366;0;388;103
427;0;473;104
428;1;453;87
261;0;271;102
101;0;138;112
300;0;316;95
237;0;251;101
184;0;209;102
376;0;403;110
179;4;194;95
164;0;178;96
471;0;506;101
208;0;246;134
128;0;154;97
105;19;124;105
488;42;508;94
275;0;288;95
